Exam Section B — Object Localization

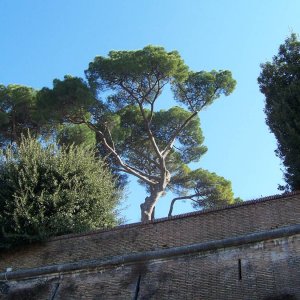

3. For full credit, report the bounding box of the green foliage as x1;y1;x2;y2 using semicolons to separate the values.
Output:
34;45;236;220
0;84;38;147
173;70;236;111
189;169;237;209
57;124;96;148
37;75;95;124
0;136;121;249
153;107;207;163
85;45;189;95
0;47;238;224
168;167;241;216
258;33;300;191
108;105;207;180
173;168;237;206
168;165;243;217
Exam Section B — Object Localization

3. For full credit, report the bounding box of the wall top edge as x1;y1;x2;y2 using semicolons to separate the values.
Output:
49;191;300;242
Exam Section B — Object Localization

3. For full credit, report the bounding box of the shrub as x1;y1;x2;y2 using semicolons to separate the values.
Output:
0;137;121;248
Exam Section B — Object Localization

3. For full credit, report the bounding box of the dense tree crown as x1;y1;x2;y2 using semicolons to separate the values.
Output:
1;46;238;222
0;137;121;249
168;168;242;217
0;85;38;147
36;45;237;221
258;34;300;191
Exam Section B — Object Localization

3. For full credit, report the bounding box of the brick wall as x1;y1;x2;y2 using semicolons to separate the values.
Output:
0;192;299;299
1;192;299;271
1;234;299;299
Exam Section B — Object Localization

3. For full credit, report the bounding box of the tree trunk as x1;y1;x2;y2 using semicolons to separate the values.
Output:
140;187;164;222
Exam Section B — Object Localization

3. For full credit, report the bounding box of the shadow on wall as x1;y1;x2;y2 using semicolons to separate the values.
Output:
0;280;54;300
264;295;297;300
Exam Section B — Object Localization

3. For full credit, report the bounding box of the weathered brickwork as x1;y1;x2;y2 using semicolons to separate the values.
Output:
0;192;299;299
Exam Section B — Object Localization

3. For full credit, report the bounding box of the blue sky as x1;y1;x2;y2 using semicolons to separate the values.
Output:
1;0;300;223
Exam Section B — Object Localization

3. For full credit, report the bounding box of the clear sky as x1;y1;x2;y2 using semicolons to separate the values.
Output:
1;0;300;223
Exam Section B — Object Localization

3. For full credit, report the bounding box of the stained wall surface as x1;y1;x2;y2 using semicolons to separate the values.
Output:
0;193;299;299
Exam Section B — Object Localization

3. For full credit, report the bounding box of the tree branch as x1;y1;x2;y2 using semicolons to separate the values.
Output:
104;125;116;151
85;122;156;185
129;146;161;169
162;111;198;158
137;101;162;158
168;193;201;217
119;81;162;159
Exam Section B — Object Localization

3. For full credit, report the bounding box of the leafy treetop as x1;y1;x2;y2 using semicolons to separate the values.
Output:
0;84;38;147
258;33;300;191
36;45;237;221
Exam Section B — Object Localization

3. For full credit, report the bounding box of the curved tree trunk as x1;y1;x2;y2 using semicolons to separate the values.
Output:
140;187;165;222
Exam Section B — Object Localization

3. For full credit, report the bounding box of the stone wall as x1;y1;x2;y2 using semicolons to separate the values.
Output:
0;192;299;299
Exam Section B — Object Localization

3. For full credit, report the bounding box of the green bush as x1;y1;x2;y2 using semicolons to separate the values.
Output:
0;137;121;249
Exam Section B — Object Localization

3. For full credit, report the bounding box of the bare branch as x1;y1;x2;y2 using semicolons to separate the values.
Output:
168;193;202;217
104;125;116;151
